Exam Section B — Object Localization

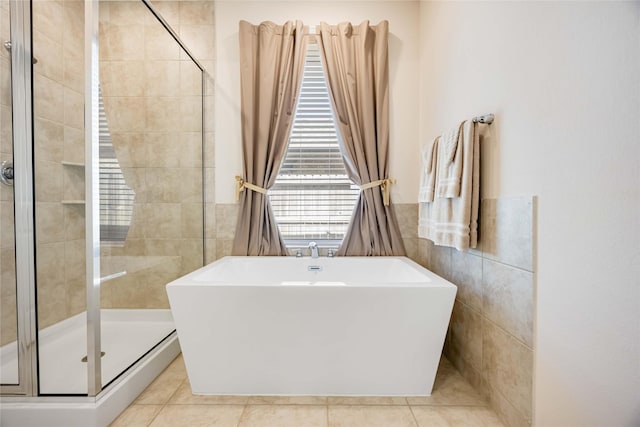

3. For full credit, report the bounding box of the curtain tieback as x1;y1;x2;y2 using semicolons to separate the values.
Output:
360;178;396;206
235;176;268;202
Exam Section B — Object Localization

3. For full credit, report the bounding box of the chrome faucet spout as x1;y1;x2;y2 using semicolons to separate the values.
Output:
308;241;319;259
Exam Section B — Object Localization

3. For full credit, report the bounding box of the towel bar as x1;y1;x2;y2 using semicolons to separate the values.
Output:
472;113;494;124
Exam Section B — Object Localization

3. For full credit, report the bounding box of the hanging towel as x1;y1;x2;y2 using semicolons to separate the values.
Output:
418;137;439;203
419;119;481;251
418;202;432;244
436;121;465;198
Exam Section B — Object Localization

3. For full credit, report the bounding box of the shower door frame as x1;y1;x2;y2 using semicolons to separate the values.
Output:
1;0;101;398
0;0;38;397
85;0;102;397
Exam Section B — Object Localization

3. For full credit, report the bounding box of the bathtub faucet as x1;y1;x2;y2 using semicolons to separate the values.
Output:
308;241;319;259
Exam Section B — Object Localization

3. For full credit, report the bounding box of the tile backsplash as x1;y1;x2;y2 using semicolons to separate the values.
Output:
395;203;418;260
209;203;419;260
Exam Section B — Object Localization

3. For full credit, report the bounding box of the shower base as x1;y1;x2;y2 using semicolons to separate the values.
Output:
0;309;179;427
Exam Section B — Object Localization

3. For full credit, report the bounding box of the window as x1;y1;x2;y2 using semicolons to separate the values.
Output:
270;41;359;246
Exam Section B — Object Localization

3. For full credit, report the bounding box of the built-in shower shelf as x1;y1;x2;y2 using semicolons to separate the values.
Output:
62;200;85;205
61;161;85;167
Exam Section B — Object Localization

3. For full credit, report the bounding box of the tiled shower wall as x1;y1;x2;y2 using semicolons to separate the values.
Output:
32;0;86;330
0;1;215;343
147;0;217;264
0;0;215;324
17;0;215;327
99;0;206;309
94;0;216;309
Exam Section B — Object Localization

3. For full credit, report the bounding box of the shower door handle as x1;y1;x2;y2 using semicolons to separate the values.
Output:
1;160;14;186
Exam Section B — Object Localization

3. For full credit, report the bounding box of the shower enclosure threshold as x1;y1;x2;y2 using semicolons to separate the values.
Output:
0;309;180;427
1;309;175;393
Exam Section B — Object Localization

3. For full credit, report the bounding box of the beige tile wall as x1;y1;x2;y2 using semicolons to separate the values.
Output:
149;0;217;263
214;203;237;259
395;203;419;261
31;0;86;330
211;203;422;261
98;0;212;309
419;196;536;427
1;0;216;341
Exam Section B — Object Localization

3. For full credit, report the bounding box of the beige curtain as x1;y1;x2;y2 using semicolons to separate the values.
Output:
232;21;306;256
318;21;405;256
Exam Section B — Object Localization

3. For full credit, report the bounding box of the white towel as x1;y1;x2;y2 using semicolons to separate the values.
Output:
436;121;465;198
419;120;481;251
418;137;439;203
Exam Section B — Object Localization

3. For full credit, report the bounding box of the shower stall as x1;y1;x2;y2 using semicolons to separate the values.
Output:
0;0;205;425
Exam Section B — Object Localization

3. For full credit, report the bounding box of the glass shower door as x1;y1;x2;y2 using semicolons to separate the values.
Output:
97;0;204;389
0;0;38;397
0;0;18;388
31;0;88;395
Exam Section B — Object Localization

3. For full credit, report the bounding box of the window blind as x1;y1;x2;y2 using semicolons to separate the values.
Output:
270;42;359;242
99;88;135;244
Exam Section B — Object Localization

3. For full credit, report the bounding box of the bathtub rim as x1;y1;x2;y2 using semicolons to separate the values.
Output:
166;255;457;289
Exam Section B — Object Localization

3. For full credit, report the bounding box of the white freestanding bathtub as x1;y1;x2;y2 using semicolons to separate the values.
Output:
166;256;456;396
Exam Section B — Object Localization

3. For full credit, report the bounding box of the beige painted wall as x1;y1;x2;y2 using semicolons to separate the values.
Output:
214;0;420;204
419;1;640;426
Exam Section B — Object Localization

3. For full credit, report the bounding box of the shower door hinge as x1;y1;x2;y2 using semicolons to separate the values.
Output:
4;40;38;63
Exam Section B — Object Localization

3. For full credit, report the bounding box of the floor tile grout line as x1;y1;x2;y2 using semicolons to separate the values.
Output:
408;403;489;408
157;399;417;406
162;402;250;406
326;403;330;427
139;376;187;426
145;402;164;427
408;405;421;427
164;377;188;405
236;403;249;427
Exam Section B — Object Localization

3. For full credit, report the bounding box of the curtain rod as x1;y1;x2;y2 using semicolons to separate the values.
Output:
472;114;494;124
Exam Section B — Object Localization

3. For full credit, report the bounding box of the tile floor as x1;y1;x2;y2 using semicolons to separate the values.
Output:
110;354;505;427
